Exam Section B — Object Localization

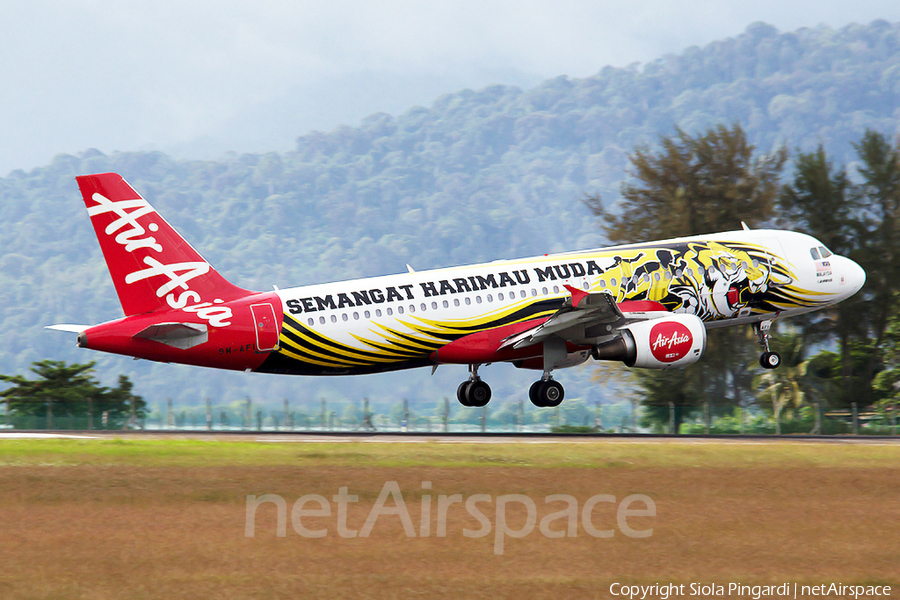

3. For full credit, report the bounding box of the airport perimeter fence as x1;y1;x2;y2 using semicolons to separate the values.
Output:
1;398;898;436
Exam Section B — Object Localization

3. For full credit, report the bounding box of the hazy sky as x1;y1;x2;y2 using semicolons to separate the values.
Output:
2;1;900;176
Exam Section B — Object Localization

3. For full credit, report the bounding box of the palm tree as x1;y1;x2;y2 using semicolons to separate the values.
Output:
753;330;810;434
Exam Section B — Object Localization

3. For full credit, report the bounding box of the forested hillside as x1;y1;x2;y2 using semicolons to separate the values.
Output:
2;20;899;413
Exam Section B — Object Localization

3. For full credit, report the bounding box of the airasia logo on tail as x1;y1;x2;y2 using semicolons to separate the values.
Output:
87;192;233;327
649;320;693;363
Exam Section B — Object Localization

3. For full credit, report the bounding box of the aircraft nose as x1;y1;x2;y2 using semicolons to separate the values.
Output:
842;257;866;296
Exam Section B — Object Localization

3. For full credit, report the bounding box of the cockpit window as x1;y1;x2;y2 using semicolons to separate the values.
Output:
819;246;833;258
810;248;820;260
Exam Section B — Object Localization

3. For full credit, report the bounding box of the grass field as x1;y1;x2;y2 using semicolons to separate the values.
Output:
0;437;898;599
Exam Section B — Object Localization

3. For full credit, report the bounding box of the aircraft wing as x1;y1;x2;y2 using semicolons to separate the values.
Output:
499;285;667;349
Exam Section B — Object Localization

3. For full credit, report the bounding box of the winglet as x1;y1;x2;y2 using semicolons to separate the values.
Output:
741;221;751;231
563;284;589;308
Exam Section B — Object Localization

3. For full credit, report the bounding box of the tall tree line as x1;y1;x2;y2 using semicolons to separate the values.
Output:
586;124;900;431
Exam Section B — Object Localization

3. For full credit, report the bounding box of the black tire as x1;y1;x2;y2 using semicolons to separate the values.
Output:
457;380;472;406
466;380;492;407
529;380;544;407
539;380;565;407
761;351;782;370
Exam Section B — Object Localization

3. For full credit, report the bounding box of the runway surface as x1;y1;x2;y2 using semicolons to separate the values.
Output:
2;430;898;444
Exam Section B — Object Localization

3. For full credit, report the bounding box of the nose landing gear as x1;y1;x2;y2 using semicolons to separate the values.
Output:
755;320;781;369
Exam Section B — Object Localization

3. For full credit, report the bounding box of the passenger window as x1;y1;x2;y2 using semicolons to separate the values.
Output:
520;290;526;298
610;278;617;286
465;297;472;305
442;300;449;308
810;248;820;260
408;305;415;313
453;299;460;307
397;306;404;315
599;279;605;287
431;301;438;310
387;308;393;316
341;313;348;322
531;289;537;296
353;312;359;320
308;318;314;326
476;296;482;304
331;315;337;323
487;294;493;302
420;303;426;311
542;287;548;295
319;316;326;325
654;273;661;282
553;286;559;293
375;309;382;317
364;310;371;319
498;292;504;301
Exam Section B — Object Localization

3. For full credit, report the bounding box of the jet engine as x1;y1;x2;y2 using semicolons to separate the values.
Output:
591;314;707;369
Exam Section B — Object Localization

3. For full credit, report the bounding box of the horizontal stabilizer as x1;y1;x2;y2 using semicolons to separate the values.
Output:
133;322;209;350
46;324;91;333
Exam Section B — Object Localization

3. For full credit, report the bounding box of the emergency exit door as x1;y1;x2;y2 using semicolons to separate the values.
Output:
250;303;279;352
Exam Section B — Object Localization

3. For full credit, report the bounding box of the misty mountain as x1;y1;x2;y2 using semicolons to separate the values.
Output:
1;20;899;413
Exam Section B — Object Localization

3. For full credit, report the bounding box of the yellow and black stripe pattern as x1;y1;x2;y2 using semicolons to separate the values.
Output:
261;297;562;375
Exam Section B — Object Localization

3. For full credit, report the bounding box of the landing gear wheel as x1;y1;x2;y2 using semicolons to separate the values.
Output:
457;381;472;406
760;351;781;370
529;381;544;407
539;380;565;407
466;380;492;407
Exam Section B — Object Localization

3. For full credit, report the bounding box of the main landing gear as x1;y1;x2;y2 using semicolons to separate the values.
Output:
455;365;565;408
457;364;492;407
755;320;781;370
529;377;564;408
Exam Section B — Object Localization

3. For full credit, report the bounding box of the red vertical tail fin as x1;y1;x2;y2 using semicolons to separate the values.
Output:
76;173;252;316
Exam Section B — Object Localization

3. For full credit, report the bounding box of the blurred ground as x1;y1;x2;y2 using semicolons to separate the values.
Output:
0;438;897;599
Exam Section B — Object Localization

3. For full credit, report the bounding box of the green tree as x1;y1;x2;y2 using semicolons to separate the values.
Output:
634;367;702;434
778;145;863;401
0;360;146;428
752;330;810;434
869;301;900;416
853;130;900;398
585;123;787;431
585;123;787;242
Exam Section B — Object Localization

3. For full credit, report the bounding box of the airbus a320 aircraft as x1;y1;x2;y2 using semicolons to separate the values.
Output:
50;173;866;408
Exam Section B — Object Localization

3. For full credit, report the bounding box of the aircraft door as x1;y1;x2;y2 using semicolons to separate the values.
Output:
250;303;280;352
758;237;789;288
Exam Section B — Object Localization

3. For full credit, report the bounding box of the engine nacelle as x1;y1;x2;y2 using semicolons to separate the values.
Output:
591;314;707;369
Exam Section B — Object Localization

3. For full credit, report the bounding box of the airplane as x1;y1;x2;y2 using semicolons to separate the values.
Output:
49;173;866;408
